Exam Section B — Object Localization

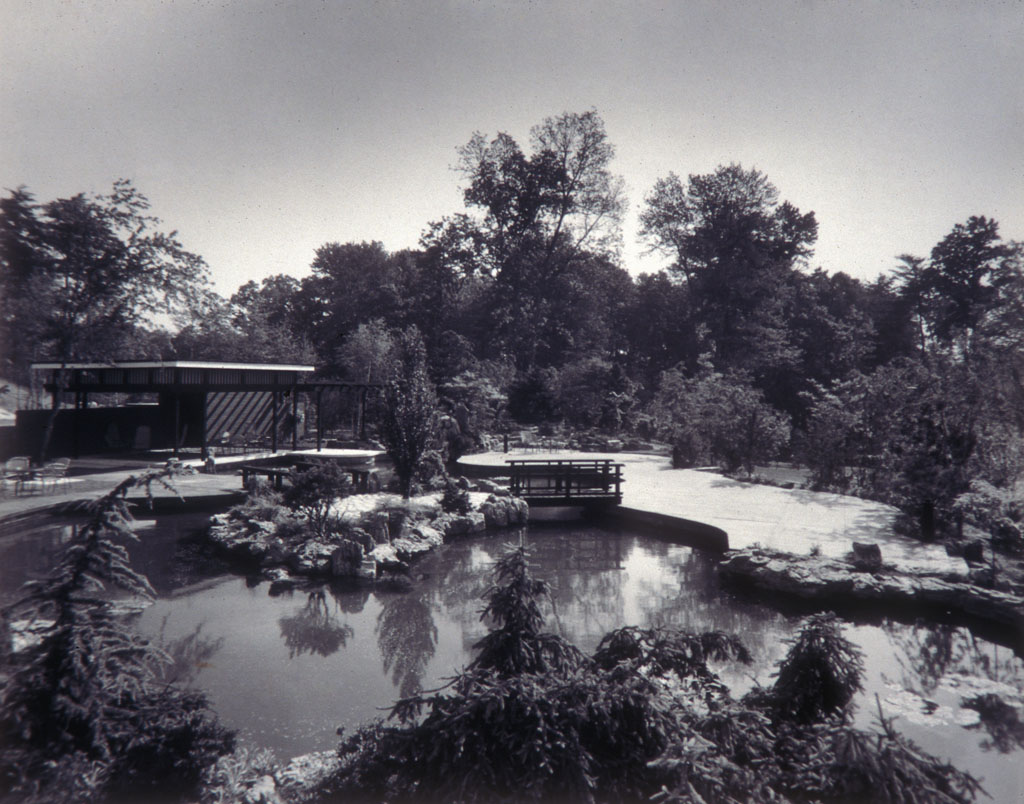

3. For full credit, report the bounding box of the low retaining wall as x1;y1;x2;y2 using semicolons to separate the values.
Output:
602;506;729;552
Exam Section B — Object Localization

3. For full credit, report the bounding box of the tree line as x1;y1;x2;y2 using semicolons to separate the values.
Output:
2;109;1022;542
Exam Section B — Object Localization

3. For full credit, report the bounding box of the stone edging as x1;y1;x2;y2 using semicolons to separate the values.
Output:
719;547;1024;633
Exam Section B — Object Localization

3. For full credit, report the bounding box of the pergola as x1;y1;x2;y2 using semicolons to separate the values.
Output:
31;361;377;456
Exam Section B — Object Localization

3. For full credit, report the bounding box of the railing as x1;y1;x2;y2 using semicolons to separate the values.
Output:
508;459;624;506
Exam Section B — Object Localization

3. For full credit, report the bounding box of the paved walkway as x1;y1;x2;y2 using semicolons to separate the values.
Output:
458;451;964;574
0;449;382;523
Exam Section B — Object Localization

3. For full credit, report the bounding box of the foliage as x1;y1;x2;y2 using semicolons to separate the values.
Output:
765;613;865;726
323;554;982;804
440;479;472;515
556;358;639;432
200;745;278;804
649;362;791;473
471;545;587;677
0;182;211;383
0;466;234;803
952;480;1023;553
378;326;440;498
506;366;560;424
639;163;816;378
282;461;353;540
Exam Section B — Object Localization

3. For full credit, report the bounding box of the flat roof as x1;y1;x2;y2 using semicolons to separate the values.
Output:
32;360;315;372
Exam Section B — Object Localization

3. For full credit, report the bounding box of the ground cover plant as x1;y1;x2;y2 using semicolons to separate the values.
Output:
317;546;983;804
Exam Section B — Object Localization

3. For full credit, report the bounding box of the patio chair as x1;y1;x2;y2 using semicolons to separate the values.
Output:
38;457;71;494
2;456;31;496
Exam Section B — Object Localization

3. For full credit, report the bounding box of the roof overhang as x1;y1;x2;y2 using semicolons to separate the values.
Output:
31;360;315;372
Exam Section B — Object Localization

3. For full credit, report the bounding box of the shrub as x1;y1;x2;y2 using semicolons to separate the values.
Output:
767;612;864;725
0;467;234;803
322;554;982;804
283;461;353;540
440;480;472;515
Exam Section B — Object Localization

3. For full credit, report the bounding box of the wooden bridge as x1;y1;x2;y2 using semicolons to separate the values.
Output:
508;459;624;507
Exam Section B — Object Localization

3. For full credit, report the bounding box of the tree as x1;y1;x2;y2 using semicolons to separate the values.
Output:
377;327;439;498
299;241;404;367
639;164;817;377
0;467;233;801
426;110;626;368
282;461;353;540
648;362;791;474
0;181;210;374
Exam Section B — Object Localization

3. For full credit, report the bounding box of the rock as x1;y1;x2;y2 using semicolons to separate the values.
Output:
454;475;472;490
443;512;486;536
720;547;1024;634
356;556;378;580
243;774;282;804
480;499;509;528
475;479;509;496
850;542;883;572
370;543;407;573
330;540;364;577
963;540;986;564
264;565;296;594
509;497;530;525
410;523;444;547
289;540;337;575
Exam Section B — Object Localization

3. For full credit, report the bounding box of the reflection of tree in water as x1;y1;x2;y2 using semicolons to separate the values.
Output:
884;620;1024;697
278;589;354;658
376;593;438;698
326;579;373;615
632;547;789;663
963;693;1024;753
153;617;226;687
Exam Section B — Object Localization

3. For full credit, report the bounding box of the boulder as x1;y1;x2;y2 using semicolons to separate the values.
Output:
480;498;509;528
289;540;337;575
444;512;486;537
509;497;530;525
475;479;509;496
243;774;282;804
850;542;883;572
330;540;364;577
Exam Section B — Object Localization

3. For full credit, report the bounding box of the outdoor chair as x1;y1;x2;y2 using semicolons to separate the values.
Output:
38;457;71;494
2;456;32;496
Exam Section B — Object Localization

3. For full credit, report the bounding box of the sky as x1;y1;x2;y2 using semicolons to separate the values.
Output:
2;0;1022;296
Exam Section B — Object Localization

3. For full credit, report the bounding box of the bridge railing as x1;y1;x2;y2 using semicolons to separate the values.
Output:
508;459;624;505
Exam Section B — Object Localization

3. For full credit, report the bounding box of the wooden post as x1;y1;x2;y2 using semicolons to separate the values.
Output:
316;387;323;452
291;384;298;450
272;390;279;453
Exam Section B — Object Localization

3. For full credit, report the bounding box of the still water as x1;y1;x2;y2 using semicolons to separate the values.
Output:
2;510;1022;800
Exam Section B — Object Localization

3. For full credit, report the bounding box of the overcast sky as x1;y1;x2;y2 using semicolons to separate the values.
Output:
2;0;1022;295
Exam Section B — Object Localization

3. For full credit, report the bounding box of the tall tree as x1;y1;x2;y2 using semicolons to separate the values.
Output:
427;110;625;368
299;241;402;367
639;164;817;377
378;326;439;498
0;181;210;381
921;216;1020;351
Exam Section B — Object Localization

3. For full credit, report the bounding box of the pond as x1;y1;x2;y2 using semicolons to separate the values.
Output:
2;508;1022;802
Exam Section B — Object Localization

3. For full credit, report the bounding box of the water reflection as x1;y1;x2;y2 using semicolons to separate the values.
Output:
885;620;1023;697
153;618;225;687
376;592;438;697
278;589;354;658
6;508;1022;799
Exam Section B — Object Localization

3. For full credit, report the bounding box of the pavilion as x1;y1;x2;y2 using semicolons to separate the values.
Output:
23;361;376;458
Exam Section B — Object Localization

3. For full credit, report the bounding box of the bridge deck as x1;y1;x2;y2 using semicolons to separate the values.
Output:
508;459;624;506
